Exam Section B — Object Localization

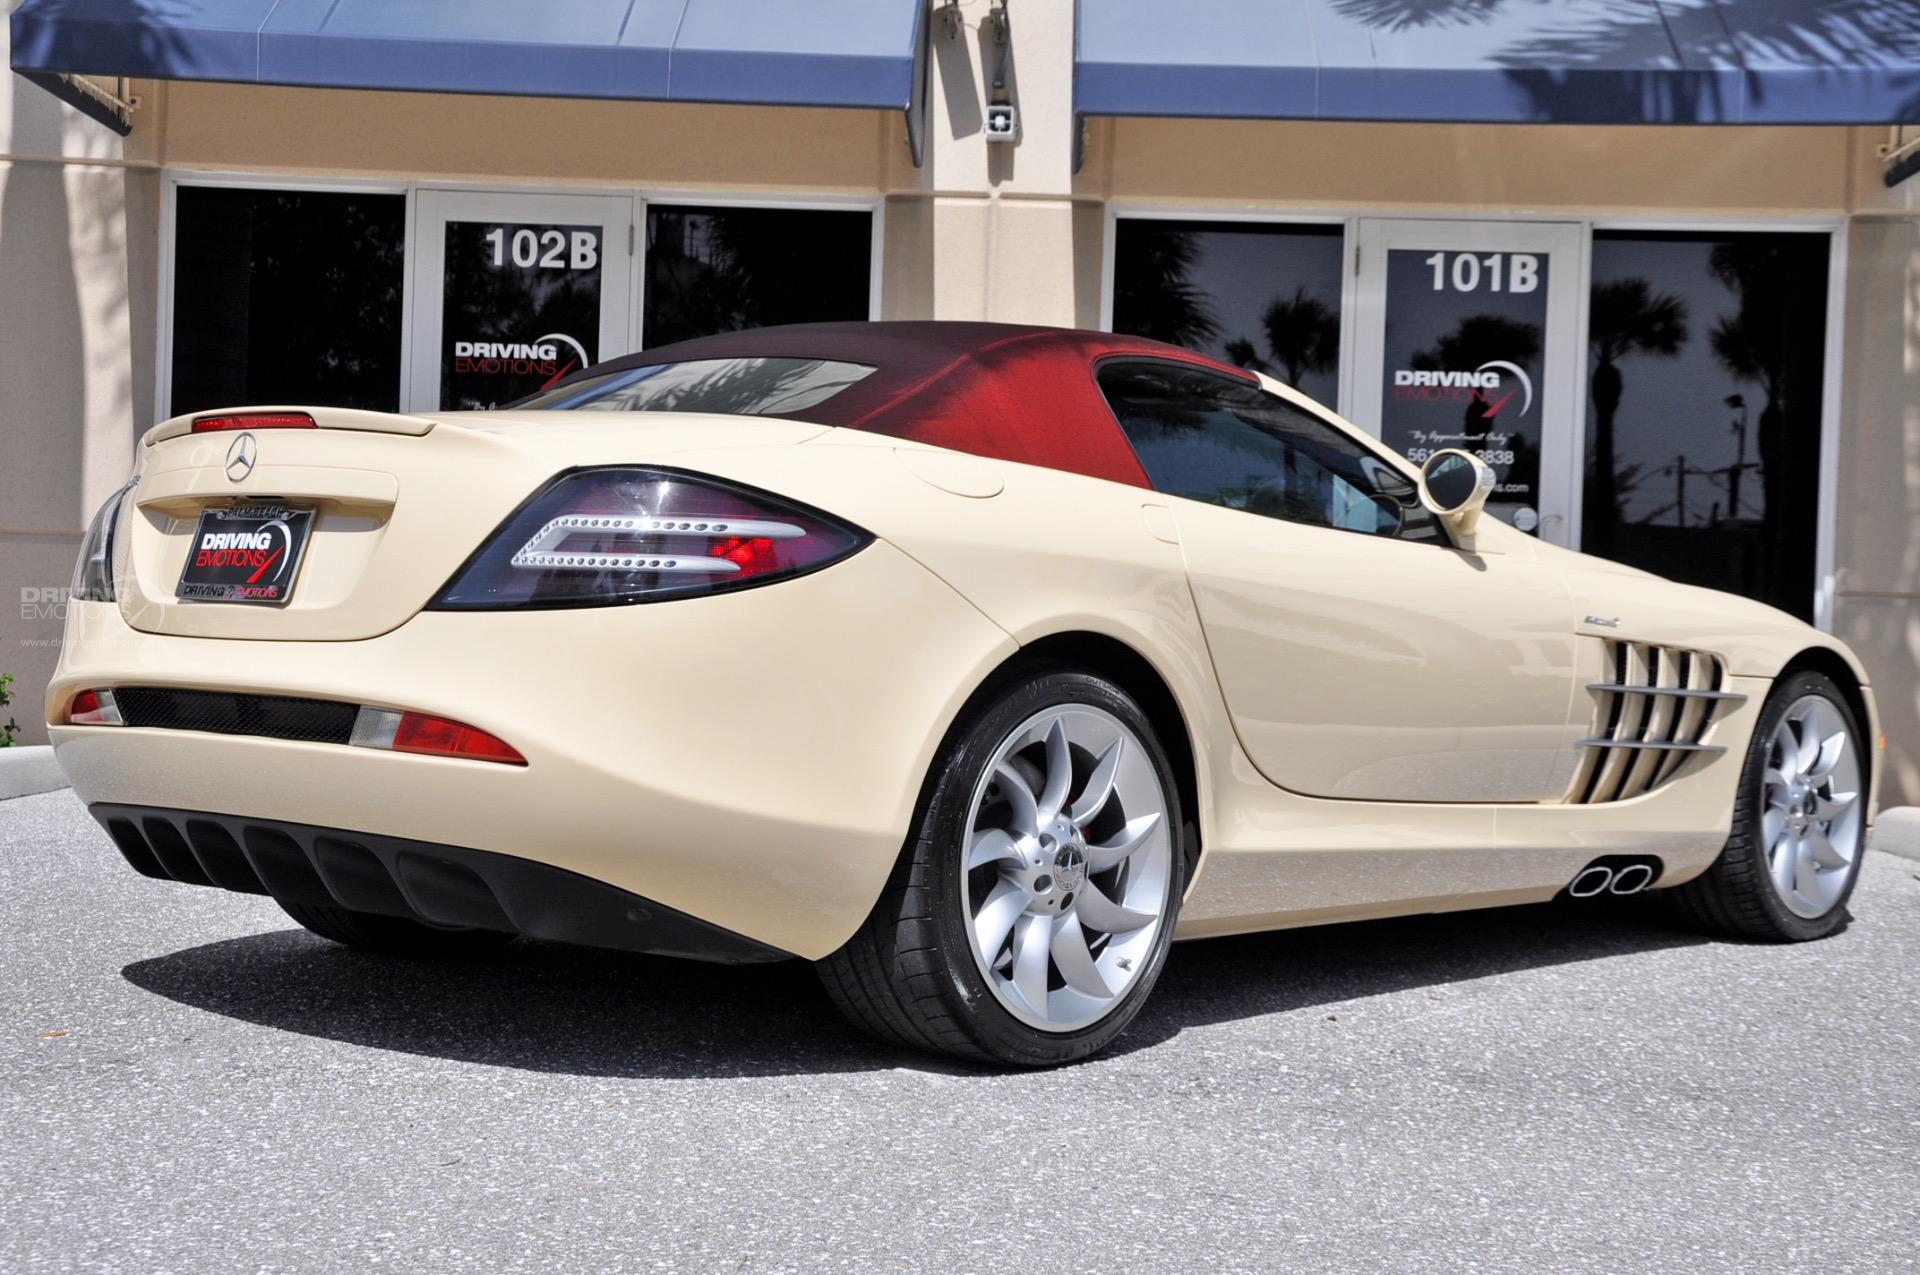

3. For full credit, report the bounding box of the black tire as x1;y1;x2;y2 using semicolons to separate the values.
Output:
278;900;516;957
1670;670;1868;942
819;667;1188;1067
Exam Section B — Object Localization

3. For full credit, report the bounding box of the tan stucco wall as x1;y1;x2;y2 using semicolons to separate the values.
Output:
1836;214;1920;804
1081;117;1856;215
1;6;159;745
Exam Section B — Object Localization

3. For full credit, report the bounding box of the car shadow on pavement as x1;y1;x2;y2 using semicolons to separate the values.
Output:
121;895;1713;1078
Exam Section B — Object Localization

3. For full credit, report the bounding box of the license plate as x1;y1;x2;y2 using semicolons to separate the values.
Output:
176;503;315;605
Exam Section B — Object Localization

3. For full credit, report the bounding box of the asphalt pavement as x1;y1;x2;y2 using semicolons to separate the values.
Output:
3;787;1917;1274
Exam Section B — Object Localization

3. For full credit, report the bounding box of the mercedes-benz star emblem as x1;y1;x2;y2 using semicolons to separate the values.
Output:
224;432;257;483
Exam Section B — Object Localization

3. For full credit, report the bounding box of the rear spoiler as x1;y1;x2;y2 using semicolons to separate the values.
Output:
145;406;438;446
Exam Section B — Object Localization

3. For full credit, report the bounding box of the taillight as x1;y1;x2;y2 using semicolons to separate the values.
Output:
350;707;525;765
191;412;317;433
66;689;123;725
430;467;871;610
71;478;137;603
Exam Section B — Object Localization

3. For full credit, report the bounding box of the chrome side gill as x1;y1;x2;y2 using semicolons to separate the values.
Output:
1566;641;1748;805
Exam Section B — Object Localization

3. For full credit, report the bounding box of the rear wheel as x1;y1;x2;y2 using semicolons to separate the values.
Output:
1672;670;1868;942
278;900;516;957
820;668;1186;1066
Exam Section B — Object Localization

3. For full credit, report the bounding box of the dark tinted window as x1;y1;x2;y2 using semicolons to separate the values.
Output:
1583;231;1828;620
170;185;405;414
1112;219;1345;406
643;205;872;348
518;357;874;415
1099;362;1442;543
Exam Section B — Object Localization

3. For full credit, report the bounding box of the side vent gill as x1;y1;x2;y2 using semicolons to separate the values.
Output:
1568;641;1746;805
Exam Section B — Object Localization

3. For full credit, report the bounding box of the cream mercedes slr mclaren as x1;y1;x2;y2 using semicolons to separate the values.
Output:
50;322;1878;1066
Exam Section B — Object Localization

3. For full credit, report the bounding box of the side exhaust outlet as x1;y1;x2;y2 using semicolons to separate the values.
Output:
1559;855;1664;902
1568;866;1614;898
1608;863;1656;895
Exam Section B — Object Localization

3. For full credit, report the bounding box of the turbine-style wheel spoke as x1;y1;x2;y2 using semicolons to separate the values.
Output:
1807;733;1847;784
1813;789;1858;821
1051;913;1112;998
1761;807;1786;852
1793;719;1822;778
1069;738;1123;830
1076;882;1155;935
969;827;1025;871
1792;840;1821;900
973;877;1028;959
994;762;1041;839
961;704;1173;1033
1036;719;1073;822
1771;835;1799;893
1010;912;1054;1016
1807;826;1848;870
1085;811;1163;873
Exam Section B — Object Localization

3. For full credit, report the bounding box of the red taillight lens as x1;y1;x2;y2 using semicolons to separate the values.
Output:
430;467;871;610
66;689;122;725
191;412;318;433
350;706;524;765
392;713;525;764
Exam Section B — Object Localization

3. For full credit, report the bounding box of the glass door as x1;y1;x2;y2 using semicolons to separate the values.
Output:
1348;220;1584;546
408;190;636;412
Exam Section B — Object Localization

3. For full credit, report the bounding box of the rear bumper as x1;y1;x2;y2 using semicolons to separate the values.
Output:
94;804;790;963
48;540;1018;959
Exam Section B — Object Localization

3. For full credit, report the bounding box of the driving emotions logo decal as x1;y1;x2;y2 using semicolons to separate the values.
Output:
453;332;592;391
1392;360;1535;419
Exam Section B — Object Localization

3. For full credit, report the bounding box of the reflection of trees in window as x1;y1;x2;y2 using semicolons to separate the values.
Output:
1111;229;1220;349
1707;241;1817;585
1584;278;1688;554
1224;287;1340;390
643;207;871;349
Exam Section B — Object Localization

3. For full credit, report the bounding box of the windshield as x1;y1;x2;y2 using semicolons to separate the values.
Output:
516;357;875;417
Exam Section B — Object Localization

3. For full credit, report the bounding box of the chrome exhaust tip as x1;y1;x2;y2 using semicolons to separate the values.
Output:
1567;866;1614;899
1608;863;1656;895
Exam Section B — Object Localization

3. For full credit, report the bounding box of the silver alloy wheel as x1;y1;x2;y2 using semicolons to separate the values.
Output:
1761;694;1864;919
961;705;1174;1032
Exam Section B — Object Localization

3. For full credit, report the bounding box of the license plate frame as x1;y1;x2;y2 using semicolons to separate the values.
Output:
175;502;315;606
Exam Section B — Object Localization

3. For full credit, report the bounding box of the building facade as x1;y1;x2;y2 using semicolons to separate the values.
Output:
4;1;1919;805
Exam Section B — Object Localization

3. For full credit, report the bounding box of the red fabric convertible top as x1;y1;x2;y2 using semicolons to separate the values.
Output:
578;321;1253;489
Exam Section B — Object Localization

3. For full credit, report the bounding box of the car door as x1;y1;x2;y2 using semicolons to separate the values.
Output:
1099;360;1581;803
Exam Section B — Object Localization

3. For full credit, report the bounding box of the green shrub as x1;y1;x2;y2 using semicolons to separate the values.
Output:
0;673;17;747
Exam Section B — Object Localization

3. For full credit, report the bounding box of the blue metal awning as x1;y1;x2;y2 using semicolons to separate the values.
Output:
1076;0;1920;127
11;0;927;153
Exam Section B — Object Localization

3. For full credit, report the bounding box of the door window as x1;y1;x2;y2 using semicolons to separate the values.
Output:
1110;219;1345;406
1583;231;1828;621
1097;361;1442;543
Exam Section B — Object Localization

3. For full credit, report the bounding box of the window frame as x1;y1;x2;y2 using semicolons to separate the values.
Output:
1092;354;1452;548
156;171;884;421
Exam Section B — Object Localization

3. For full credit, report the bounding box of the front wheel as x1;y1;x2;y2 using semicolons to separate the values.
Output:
1672;670;1869;942
820;668;1187;1066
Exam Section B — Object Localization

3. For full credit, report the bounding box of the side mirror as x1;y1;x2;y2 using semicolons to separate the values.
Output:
1418;449;1496;549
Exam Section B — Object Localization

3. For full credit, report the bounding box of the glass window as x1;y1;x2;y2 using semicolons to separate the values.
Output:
643;205;873;348
1111;219;1345;406
1098;361;1442;543
1584;231;1829;621
518;357;874;415
169;185;405;415
439;219;606;410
